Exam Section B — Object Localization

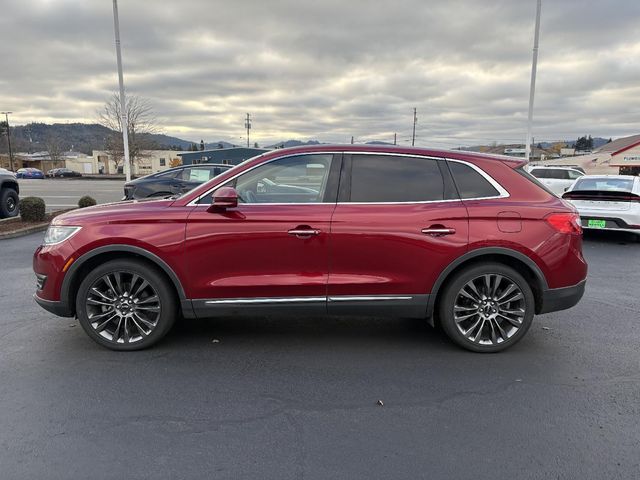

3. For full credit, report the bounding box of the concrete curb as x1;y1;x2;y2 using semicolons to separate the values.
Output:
0;223;48;241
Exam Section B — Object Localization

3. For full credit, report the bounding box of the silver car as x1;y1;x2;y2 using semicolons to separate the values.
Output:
562;175;640;236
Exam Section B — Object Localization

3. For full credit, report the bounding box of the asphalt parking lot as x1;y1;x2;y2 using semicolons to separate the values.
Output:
0;231;639;479
18;179;123;211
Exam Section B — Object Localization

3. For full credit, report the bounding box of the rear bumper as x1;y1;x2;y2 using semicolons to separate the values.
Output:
33;293;74;317
539;279;586;314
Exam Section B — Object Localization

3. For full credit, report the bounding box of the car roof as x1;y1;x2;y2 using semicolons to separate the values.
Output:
576;174;638;181
253;144;527;167
529;165;582;170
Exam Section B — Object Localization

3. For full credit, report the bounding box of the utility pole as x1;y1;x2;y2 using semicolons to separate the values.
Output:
245;113;251;148
411;108;417;146
112;0;131;181
1;112;13;171
394;133;397;145
525;0;542;163
351;136;354;144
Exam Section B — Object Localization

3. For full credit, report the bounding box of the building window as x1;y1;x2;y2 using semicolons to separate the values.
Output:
159;158;166;166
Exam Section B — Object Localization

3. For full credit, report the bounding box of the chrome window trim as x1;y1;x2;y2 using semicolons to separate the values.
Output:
187;151;509;206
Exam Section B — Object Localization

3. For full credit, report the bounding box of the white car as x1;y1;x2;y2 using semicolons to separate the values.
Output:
527;166;585;196
562;175;640;236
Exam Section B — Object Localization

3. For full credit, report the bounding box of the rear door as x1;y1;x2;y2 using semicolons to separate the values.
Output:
327;153;468;317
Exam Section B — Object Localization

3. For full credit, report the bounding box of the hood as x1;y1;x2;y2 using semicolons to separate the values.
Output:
51;198;176;226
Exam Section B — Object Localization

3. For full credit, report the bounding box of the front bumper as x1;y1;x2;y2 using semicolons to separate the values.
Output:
33;293;74;317
539;279;586;314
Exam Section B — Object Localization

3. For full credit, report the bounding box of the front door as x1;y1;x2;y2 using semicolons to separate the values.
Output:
327;153;469;317
184;153;340;317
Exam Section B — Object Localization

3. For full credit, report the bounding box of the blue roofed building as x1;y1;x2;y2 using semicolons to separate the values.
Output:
178;147;270;166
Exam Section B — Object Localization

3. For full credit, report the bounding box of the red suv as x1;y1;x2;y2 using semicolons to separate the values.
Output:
33;145;587;352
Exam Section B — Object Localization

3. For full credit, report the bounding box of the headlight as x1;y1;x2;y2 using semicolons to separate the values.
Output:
43;226;81;245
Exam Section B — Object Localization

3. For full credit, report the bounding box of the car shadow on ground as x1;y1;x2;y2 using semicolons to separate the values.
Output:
163;314;454;352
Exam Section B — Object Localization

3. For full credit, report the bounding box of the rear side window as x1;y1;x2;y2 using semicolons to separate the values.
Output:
349;155;444;202
448;161;500;199
530;168;548;179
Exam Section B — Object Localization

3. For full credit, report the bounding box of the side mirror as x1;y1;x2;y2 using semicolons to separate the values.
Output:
208;186;238;211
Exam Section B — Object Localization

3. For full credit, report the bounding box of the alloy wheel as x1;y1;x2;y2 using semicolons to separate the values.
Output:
453;274;526;346
85;271;161;344
6;197;16;213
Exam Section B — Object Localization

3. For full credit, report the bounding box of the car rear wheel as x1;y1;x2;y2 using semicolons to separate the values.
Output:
438;263;535;353
75;259;177;351
0;188;19;218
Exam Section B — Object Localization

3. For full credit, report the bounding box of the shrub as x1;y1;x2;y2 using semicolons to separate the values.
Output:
78;196;97;208
19;196;46;222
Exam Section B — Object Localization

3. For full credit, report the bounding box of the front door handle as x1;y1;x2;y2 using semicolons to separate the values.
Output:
288;226;321;237
422;226;456;237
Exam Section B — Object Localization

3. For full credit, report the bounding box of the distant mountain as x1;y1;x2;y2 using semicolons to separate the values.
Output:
1;122;199;155
266;140;323;149
365;141;395;145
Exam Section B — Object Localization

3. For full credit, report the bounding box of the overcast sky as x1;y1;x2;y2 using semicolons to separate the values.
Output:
0;0;638;147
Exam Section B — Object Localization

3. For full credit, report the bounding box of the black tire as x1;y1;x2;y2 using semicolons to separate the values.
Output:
75;259;177;351
438;263;535;353
0;188;19;218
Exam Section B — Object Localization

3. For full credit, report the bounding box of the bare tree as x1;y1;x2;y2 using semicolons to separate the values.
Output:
98;93;159;172
45;135;64;165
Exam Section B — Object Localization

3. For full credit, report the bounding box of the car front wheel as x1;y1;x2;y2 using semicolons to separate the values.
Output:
0;188;19;218
75;259;177;350
438;263;535;353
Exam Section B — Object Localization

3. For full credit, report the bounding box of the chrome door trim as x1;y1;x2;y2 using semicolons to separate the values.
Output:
328;295;414;302
205;296;325;305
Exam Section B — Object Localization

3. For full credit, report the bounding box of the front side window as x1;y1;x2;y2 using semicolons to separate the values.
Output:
348;155;444;202
222;154;333;204
567;170;583;180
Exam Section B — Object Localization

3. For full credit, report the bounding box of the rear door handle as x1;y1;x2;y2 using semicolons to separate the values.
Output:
288;226;321;237
422;227;456;237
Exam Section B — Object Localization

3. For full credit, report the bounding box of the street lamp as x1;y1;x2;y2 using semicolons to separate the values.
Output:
112;0;131;182
1;111;14;171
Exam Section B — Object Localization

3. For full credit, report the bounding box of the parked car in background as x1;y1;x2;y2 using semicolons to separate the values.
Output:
34;145;587;353
0;169;19;218
563;175;640;237
527;166;585;195
123;164;233;200
16;168;45;179
49;168;82;178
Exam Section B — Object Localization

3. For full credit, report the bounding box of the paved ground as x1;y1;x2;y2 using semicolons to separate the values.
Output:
0;231;639;479
18;179;124;211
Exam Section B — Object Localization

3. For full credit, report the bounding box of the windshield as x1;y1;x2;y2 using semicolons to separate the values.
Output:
572;178;634;193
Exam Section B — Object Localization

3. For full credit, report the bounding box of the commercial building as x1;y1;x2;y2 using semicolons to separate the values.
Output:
92;150;185;175
601;134;640;175
178;147;269;166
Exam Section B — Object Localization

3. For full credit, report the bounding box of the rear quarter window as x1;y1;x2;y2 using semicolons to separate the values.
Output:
448;161;500;199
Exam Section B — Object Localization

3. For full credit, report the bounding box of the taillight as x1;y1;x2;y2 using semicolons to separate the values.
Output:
545;212;582;235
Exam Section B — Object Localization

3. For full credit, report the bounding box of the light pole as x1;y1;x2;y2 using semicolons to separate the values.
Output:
112;0;131;181
1;112;14;171
245;113;251;148
525;0;542;162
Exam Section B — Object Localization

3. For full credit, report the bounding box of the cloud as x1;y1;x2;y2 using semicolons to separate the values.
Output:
0;0;638;146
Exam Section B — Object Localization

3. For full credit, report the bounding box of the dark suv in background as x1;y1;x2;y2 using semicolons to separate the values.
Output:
0;168;19;218
123;164;232;200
